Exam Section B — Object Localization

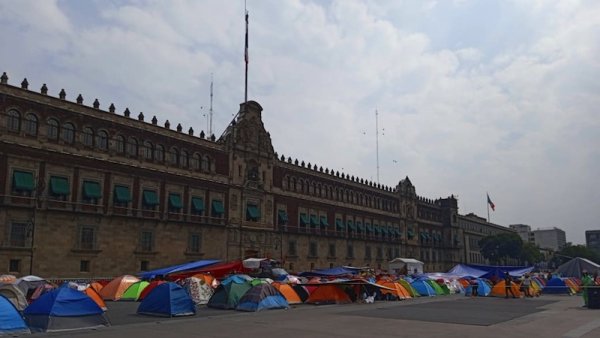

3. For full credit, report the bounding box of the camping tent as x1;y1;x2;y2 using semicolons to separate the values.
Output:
137;282;196;317
24;287;109;333
463;278;492;296
271;283;302;304
410;279;437;296
120;281;150;301
0;294;30;335
182;277;214;305
14;275;48;298
377;280;411;300
138;281;165;301
207;279;252;309
543;277;574;295
99;275;140;301
0;284;28;311
555;257;600;279
305;284;352;305
388;258;424;275
489;280;521;298
236;284;289;311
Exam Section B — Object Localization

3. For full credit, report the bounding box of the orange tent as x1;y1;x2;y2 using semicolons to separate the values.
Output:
305;284;351;305
272;282;302;304
377;280;412;299
89;281;104;293
98;275;140;301
490;280;522;298
193;273;217;288
85;287;107;311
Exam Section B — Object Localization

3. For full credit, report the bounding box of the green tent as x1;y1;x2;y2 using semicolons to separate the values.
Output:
121;281;150;301
425;280;446;296
398;279;420;297
207;281;252;310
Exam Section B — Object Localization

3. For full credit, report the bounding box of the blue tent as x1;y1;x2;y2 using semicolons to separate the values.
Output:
236;284;289;312
463;278;492;297
24;287;109;333
137;282;195;317
138;259;220;279
411;280;437;296
543;277;572;295
0;294;29;335
299;267;358;277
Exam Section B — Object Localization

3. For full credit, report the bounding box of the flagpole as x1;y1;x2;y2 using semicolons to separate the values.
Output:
487;192;490;223
244;5;249;105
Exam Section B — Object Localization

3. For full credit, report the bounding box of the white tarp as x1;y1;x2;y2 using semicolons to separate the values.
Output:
243;258;267;269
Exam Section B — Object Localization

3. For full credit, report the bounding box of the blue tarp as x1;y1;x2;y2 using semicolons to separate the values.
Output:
448;264;533;279
137;282;195;317
299;267;358;277
138;259;220;279
0;295;29;335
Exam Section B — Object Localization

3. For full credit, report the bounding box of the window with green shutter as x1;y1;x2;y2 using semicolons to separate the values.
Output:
211;200;224;217
142;190;159;209
168;193;182;212
191;197;204;215
277;210;288;225
113;185;132;206
49;176;69;200
246;204;260;222
82;180;101;204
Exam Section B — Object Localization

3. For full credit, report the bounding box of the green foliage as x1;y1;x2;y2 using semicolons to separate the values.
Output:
520;242;544;265
479;233;523;264
552;244;600;266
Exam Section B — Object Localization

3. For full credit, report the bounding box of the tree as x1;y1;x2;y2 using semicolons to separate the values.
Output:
552;244;600;266
479;233;523;265
520;242;544;265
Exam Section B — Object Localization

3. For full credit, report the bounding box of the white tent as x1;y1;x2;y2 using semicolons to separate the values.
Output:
388;258;424;275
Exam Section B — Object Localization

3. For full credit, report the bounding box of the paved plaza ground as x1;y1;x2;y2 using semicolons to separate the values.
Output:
23;294;600;338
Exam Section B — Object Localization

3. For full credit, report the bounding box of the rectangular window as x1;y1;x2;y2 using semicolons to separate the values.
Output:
12;170;35;196
346;244;354;259
142;189;159;210
365;246;372;259
319;216;328;228
140;260;149;271
376;247;383;259
140;231;154;252
9;259;20;273
246;203;260;222
191;197;204;215
9;223;28;247
80;260;90;272
79;226;96;250
113;185;132;207
299;213;309;227
211;200;224;217
168;193;183;212
309;242;318;257
288;240;297;256
309;215;319;228
277;210;288;226
328;244;336;258
82;180;101;204
49;176;70;200
188;233;202;253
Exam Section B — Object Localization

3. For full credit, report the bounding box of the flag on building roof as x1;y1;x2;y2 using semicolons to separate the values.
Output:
487;194;495;211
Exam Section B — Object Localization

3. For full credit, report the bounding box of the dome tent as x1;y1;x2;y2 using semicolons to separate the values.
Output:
0;294;30;335
137;282;195;317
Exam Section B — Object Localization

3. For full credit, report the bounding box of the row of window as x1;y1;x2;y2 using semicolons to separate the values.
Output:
4;109;215;172
282;175;397;212
287;239;401;261
10;169;225;216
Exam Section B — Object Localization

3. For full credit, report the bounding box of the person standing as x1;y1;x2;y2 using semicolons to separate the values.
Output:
582;270;594;307
521;273;532;297
504;272;516;298
470;278;479;297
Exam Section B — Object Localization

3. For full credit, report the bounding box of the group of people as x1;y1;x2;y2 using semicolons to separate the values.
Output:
469;272;538;298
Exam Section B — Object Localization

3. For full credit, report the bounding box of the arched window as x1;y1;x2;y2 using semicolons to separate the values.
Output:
24;113;37;136
154;144;164;162
180;150;189;168
47;118;59;140
201;155;210;172
82;127;94;146
62;123;75;144
6;109;20;132
127;137;138;157
96;130;108;150
115;135;125;153
204;155;212;172
143;141;153;160
191;153;200;170
169;147;179;165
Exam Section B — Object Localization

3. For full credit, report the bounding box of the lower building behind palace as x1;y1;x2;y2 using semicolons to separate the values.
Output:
0;73;516;278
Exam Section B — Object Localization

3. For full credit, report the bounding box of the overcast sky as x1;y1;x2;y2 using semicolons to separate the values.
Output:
1;0;598;244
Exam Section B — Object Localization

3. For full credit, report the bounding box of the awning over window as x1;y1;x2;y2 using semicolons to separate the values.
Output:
191;197;204;212
310;215;319;227
347;220;356;231
143;190;159;206
13;171;35;191
212;200;224;214
381;226;389;235
373;225;380;234
319;216;328;228
365;223;372;233
420;232;428;240
335;219;344;231
278;210;288;223
357;222;364;231
114;185;131;202
247;205;260;219
83;181;101;198
299;213;309;226
50;176;70;196
407;229;415;238
169;193;182;209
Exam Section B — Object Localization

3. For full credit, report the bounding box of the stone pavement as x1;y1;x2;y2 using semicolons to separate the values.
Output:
28;294;600;338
